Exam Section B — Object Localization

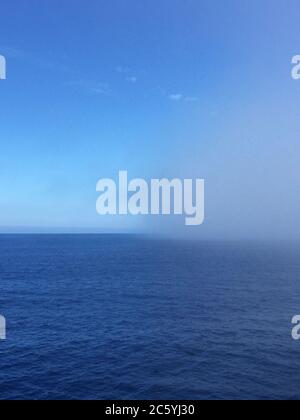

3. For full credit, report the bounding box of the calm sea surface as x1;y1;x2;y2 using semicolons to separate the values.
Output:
0;235;300;400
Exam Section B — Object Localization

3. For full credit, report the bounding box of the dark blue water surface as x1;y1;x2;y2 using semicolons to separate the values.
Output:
0;235;300;400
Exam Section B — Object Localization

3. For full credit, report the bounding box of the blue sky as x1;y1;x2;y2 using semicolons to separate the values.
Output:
0;0;300;237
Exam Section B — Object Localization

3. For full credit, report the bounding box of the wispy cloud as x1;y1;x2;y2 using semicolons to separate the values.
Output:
2;48;197;103
116;66;199;104
126;76;137;83
89;83;110;95
169;94;183;101
66;80;110;96
116;65;138;85
116;66;131;74
0;45;70;73
169;94;198;103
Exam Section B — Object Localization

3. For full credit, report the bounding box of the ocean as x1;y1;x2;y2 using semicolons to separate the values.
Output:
0;235;299;400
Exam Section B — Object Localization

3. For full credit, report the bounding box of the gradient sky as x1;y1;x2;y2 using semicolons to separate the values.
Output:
0;0;300;238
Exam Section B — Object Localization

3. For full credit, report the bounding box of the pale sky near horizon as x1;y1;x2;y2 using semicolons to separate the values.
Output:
1;0;300;239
